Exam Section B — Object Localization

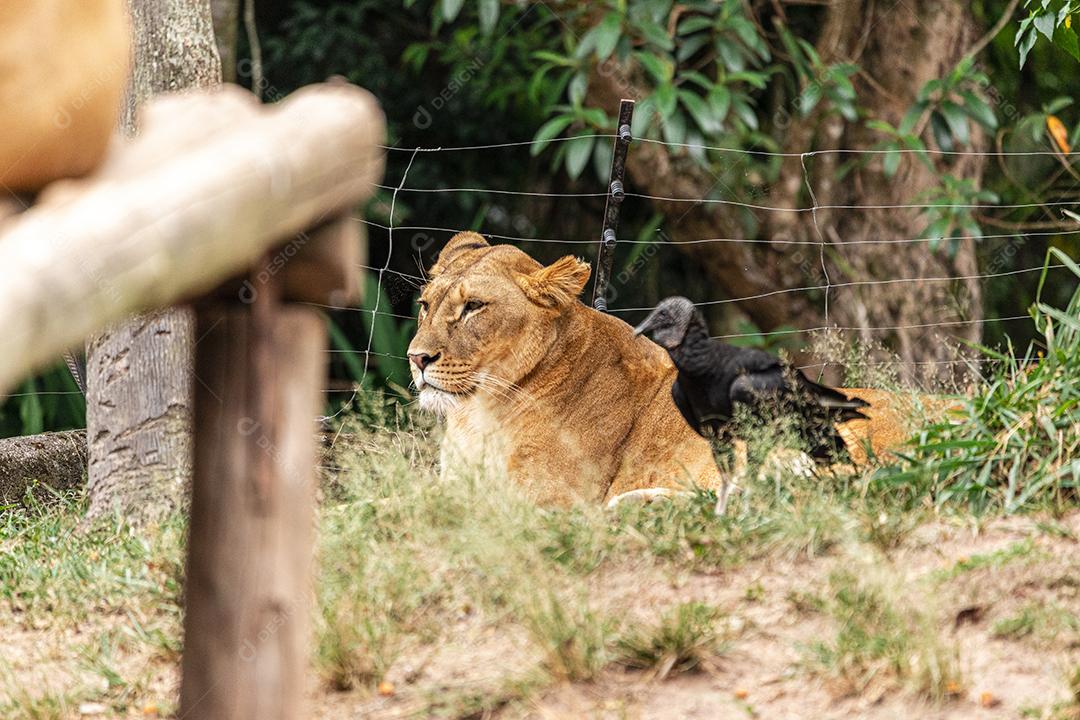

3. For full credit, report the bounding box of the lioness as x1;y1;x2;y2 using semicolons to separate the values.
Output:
407;232;927;506
406;231;720;505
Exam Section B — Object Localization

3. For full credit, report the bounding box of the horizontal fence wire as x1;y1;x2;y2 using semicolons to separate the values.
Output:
374;184;1078;213
380;136;1079;158
329;130;1077;390
358;218;1080;247
7;134;1072;418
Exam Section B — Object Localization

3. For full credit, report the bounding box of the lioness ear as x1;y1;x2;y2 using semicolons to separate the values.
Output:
516;255;591;308
430;231;489;276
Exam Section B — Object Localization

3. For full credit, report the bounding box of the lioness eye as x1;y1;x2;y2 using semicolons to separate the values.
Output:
417;300;429;316
462;300;485;317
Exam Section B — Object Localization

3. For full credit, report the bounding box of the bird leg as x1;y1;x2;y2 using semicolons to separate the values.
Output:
707;436;747;516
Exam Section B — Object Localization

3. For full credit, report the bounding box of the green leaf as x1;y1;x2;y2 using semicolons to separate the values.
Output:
592;139;613;182
532;50;578;67
676;33;711;62
478;0;499;34
569;72;588;107
680;70;714;89
730;16;763;53
930;111;955;152
660;108;687;144
565;135;596;180
798;83;822;116
401;43;429;73
631;97;656;137
898;103;926;135
530;115;574;156
883;147;901;178
1018;28;1038;67
1056;26;1080;61
678;15;714;34
635;51;673;83
866;119;897;135
1017;15;1034;40
717;40;746;72
593;12;623;60
728;71;768;89
19;380;44;435
441;0;465;22
708;86;732;123
527;63;557;104
1045;96;1074;114
328;318;367;383
939;101;971;146
731;96;758;130
635;18;674;51
924;216;953;245
960;91;998;129
580;107;610;126
1034;11;1057;41
654;83;677;118
679;90;720;133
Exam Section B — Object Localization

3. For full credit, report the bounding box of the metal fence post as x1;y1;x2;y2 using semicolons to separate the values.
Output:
592;99;635;312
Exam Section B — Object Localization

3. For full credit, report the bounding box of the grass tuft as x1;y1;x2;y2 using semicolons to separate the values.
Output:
616;601;726;679
811;568;963;701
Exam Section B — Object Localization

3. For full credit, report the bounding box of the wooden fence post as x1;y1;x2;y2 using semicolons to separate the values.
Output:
179;216;362;720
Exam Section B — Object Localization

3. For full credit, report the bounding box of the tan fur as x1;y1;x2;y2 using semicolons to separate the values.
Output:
408;233;720;506
835;387;960;465
0;1;130;191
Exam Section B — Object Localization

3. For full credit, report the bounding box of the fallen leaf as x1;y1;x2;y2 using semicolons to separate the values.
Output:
734;688;749;700
979;691;1000;708
377;680;396;697
1048;116;1071;155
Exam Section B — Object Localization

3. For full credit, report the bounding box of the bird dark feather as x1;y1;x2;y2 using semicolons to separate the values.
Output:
641;297;871;463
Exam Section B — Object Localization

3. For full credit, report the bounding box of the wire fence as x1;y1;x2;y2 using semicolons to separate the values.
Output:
329;131;1075;395
7;133;1076;413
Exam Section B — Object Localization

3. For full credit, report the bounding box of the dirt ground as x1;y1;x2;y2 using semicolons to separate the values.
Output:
312;511;1080;720
3;511;1078;719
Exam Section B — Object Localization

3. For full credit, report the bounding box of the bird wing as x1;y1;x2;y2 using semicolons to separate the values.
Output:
795;372;870;422
729;366;788;405
725;347;787;405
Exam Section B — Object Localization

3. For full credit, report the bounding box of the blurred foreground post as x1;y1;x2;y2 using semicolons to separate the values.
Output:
0;82;383;719
181;216;361;720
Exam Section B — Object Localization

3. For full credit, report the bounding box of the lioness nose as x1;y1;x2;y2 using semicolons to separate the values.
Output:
408;352;439;371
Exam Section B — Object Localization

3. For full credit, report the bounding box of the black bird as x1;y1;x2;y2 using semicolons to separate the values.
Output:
633;296;869;465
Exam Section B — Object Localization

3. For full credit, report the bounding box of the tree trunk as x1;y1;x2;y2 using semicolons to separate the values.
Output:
85;0;221;524
0;431;87;505
591;0;985;382
210;0;239;83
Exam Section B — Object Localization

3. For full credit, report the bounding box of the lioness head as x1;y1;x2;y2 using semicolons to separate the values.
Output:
407;232;590;416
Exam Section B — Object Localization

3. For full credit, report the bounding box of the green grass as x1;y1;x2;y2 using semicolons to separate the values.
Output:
0;490;185;624
933;538;1040;580
991;602;1080;642
872;248;1080;514
811;568;963;701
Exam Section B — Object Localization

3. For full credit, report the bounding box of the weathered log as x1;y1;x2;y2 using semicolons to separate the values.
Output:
0;430;88;504
0;81;385;396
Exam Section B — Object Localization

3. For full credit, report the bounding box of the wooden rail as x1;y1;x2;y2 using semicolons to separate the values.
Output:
0;82;383;394
0;81;385;720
